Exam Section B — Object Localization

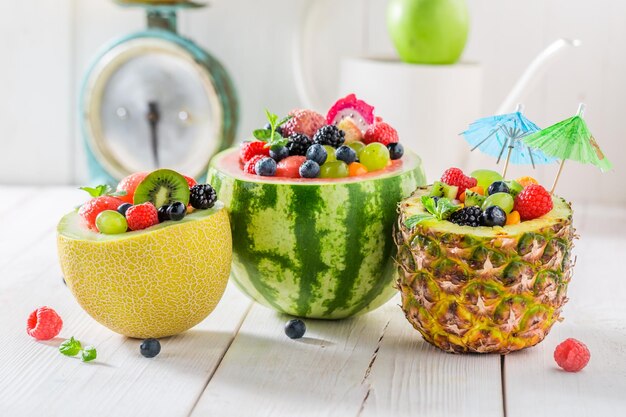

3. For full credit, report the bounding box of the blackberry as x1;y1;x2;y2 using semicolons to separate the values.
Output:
313;125;345;148
286;134;312;156
190;184;217;209
449;206;483;227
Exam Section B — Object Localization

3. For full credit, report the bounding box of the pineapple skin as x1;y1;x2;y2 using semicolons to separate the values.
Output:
395;188;575;354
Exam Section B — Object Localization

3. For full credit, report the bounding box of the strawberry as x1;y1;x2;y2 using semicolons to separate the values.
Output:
276;156;306;178
126;202;159;231
240;141;269;163
282;109;325;138
363;122;399;146
243;155;266;175
116;172;149;204
79;196;124;230
514;184;553;220
440;168;477;199
183;175;197;188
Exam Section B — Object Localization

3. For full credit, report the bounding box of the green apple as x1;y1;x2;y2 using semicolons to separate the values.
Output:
387;0;469;64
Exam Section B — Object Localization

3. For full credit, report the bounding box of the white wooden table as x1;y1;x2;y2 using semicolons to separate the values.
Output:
1;186;625;417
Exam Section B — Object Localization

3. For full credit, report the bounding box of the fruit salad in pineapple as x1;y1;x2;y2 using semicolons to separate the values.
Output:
395;168;574;353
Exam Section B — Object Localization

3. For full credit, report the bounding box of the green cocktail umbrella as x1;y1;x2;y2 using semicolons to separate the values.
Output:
521;103;612;193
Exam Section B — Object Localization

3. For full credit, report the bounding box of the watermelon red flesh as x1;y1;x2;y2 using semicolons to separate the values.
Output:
208;148;426;319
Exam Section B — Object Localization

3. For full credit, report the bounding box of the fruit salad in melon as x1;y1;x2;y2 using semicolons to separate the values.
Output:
395;168;575;353
57;169;231;338
208;95;427;319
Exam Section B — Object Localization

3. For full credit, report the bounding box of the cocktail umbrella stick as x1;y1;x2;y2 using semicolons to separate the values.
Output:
550;103;585;194
501;104;524;178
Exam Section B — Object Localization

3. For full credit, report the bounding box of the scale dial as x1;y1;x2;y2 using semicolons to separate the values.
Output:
83;36;226;180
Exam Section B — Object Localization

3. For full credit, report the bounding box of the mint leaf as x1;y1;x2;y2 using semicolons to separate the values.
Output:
253;129;271;140
59;337;82;356
421;195;437;215
420;195;460;221
404;213;434;228
80;346;97;363
265;109;278;127
278;115;293;126
79;185;126;198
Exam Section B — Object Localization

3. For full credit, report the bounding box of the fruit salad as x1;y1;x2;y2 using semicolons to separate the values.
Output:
77;169;218;234
238;94;405;179
411;167;554;229
395;168;575;353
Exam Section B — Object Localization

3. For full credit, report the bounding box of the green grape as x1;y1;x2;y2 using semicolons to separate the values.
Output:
482;192;514;214
470;169;503;191
322;145;337;163
506;180;523;198
319;161;349;178
359;143;390;172
347;141;365;156
96;210;128;234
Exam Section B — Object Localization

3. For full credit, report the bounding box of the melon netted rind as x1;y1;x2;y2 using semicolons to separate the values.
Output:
208;148;427;319
395;186;576;354
57;205;232;338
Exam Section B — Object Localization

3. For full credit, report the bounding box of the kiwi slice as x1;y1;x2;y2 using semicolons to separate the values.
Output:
429;181;458;200
465;190;486;207
133;169;190;208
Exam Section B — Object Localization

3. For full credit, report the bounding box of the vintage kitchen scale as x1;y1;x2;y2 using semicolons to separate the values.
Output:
80;0;238;184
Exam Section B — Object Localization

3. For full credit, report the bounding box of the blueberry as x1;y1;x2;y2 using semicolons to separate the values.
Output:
487;181;510;196
117;203;132;217
157;205;170;222
481;206;506;227
140;338;161;358
306;144;327;165
387;143;404;160
167;202;187;221
270;146;289;161
255;157;277;176
285;319;306;339
299;160;320;178
335;145;357;164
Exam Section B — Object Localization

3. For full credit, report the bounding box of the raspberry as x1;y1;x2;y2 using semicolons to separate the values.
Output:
116;172;149;204
554;338;590;372
79;196;125;231
282;109;326;138
363;122;399;146
514;184;553;220
27;306;63;340
440;168;477;199
243;155;266;174
126;202;159;231
240;141;269;163
183;175;197;188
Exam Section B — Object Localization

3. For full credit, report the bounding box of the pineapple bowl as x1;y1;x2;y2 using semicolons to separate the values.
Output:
395;185;575;354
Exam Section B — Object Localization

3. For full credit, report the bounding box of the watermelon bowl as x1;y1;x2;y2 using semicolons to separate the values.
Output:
208;148;426;319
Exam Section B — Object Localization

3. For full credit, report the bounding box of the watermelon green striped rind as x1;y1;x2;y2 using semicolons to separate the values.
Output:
208;148;426;319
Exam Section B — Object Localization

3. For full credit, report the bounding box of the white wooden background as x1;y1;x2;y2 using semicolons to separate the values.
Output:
0;0;624;203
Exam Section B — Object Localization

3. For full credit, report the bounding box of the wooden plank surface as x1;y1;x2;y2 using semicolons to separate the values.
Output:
503;204;626;416
1;188;625;417
0;187;252;417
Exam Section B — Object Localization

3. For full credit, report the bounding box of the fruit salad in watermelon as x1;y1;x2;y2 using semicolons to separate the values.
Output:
395;168;575;353
208;95;427;319
239;94;406;180
56;169;232;338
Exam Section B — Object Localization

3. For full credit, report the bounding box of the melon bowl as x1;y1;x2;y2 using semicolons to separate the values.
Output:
207;148;426;319
395;186;575;354
57;204;232;338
